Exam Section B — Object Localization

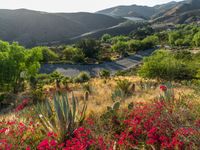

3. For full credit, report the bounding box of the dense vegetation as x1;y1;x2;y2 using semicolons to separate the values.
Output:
0;41;42;93
139;50;199;81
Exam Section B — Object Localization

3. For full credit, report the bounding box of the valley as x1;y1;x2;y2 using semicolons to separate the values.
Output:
0;0;200;150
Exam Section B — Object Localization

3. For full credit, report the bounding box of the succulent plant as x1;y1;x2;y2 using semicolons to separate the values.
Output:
36;92;87;142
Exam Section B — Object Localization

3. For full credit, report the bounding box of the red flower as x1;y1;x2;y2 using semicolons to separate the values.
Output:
160;85;167;92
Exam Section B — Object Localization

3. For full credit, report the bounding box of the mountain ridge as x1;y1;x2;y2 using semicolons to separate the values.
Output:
0;9;124;47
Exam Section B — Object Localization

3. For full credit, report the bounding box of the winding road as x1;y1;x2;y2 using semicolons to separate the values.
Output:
40;49;155;77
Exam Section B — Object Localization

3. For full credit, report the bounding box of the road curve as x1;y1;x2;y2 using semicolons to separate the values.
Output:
40;49;155;77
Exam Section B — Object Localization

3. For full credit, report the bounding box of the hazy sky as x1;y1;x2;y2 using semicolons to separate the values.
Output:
0;0;183;13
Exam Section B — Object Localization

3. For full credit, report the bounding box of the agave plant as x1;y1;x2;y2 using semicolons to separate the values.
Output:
36;92;87;142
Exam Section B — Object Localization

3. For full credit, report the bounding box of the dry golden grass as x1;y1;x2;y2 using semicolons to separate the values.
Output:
1;76;200;119
65;76;199;115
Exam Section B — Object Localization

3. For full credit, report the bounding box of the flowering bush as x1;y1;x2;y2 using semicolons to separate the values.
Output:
15;99;30;112
115;101;200;149
0;119;44;149
0;85;199;150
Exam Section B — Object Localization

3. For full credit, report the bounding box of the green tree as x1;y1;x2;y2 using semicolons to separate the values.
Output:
101;34;112;43
138;50;197;81
62;46;85;63
112;41;129;56
142;35;158;49
0;41;42;93
193;31;200;47
77;39;100;59
40;47;58;62
128;40;143;52
168;31;180;46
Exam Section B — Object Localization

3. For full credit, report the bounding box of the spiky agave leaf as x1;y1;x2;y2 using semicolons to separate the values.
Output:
36;92;87;142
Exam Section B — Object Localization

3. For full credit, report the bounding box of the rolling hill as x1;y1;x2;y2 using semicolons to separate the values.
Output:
96;1;179;20
97;0;200;24
0;9;124;47
152;0;200;23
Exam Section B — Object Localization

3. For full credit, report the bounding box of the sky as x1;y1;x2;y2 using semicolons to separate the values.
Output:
0;0;183;13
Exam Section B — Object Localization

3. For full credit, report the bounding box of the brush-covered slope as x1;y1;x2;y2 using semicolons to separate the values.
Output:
0;9;124;47
97;5;156;19
153;0;200;23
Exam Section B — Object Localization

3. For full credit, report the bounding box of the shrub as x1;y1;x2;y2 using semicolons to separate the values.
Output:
193;31;200;47
50;71;64;88
101;34;112;43
76;39;100;59
40;47;58;62
73;72;91;83
131;26;154;40
99;69;111;78
142;35;158;49
112;79;134;100
62;46;85;63
138;50;197;81
128;40;143;52
112;41;129;56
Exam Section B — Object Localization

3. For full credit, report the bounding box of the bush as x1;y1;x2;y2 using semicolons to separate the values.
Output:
101;34;112;43
193;31;200;47
138;50;197;81
112;41;129;56
76;39;100;59
128;40;143;52
62;46;85;63
142;35;158;49
99;69;111;78
73;72;91;83
112;79;134;100
40;47;58;62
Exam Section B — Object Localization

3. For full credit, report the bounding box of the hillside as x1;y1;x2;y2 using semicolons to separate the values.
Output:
96;1;180;19
97;0;200;24
0;9;124;47
153;0;200;23
97;5;156;19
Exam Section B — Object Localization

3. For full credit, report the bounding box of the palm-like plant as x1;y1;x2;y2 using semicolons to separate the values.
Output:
36;93;87;142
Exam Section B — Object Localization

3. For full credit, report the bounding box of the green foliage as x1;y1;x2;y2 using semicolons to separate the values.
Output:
73;72;91;83
101;34;112;43
36;93;87;142
31;88;45;104
131;26;154;40
168;31;181;46
167;25;200;47
112;79;134;101
39;47;58;63
99;69;111;78
193;31;200;47
128;40;143;52
0;41;42;93
112;41;129;56
77;38;100;59
138;50;197;81
101;101;121;119
62;46;85;63
110;35;130;44
50;71;64;88
142;35;158;49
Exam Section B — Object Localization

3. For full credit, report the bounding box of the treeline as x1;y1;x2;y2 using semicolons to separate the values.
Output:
139;50;200;81
40;32;158;64
0;41;42;93
156;24;200;47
